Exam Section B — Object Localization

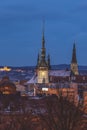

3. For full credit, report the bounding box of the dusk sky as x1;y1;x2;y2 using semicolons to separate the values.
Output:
0;0;87;66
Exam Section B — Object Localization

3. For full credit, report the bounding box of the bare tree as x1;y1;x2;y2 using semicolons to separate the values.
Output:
0;95;86;130
38;95;87;130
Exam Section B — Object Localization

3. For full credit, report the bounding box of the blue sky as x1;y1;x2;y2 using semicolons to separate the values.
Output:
0;0;87;66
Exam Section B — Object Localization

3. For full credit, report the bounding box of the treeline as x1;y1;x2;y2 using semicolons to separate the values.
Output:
0;95;86;130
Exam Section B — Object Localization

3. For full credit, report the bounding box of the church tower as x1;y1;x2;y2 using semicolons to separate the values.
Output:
71;43;79;75
36;24;50;83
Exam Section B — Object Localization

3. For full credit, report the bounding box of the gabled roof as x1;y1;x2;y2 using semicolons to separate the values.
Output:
49;70;71;77
27;75;37;84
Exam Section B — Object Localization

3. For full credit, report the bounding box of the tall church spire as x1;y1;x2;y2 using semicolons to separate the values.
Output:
47;54;51;69
40;20;47;66
71;43;77;63
71;42;79;75
36;21;50;83
37;53;40;67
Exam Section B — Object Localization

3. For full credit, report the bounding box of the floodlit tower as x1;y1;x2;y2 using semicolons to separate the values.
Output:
37;22;50;83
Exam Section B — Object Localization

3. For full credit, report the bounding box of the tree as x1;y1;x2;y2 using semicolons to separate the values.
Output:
38;95;87;130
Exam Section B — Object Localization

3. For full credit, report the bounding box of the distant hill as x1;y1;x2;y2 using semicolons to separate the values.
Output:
51;64;70;70
51;64;87;70
0;64;87;71
78;66;87;70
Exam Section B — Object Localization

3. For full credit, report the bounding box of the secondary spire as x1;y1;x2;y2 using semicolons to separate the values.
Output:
71;42;77;63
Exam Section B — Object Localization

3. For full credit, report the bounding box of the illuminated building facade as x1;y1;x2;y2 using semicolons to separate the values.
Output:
0;66;11;72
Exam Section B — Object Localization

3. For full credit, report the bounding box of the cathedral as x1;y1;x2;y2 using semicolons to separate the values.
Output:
27;27;87;84
36;27;79;84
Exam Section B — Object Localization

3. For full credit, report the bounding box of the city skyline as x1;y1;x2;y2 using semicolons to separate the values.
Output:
0;0;87;66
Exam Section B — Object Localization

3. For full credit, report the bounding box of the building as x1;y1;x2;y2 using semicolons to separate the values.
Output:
83;91;87;114
35;82;78;103
36;37;80;84
36;26;51;84
0;76;17;95
26;26;87;86
27;34;87;84
0;66;11;72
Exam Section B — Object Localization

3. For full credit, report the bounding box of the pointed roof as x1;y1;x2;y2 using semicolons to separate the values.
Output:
39;20;48;67
71;42;77;63
47;54;51;69
42;20;45;48
36;53;40;67
27;75;37;84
